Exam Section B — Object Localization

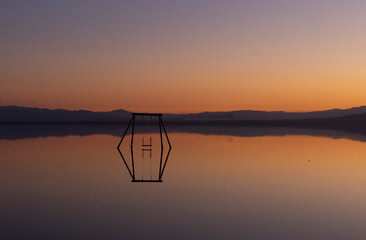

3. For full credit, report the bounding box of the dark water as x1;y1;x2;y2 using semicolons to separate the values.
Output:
1;125;366;239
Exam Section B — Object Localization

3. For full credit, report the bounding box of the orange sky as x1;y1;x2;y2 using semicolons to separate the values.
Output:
0;1;365;113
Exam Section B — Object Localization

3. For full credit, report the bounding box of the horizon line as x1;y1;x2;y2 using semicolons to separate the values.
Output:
1;104;366;115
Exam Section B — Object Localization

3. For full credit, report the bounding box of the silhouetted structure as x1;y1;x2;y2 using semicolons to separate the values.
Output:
117;113;172;182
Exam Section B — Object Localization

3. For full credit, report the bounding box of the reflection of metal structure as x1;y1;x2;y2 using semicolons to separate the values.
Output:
117;113;172;182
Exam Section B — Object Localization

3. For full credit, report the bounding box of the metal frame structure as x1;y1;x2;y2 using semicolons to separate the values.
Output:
117;113;172;182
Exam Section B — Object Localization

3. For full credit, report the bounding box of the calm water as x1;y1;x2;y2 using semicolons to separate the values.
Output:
1;128;366;239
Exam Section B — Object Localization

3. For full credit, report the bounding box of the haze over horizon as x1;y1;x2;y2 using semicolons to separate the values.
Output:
1;1;365;113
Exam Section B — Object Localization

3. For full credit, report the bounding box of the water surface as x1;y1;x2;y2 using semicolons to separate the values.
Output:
1;130;366;239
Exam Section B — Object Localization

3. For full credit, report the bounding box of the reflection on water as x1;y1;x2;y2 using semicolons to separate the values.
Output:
117;134;172;183
1;131;366;239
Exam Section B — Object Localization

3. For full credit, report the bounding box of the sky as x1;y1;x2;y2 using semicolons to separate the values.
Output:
0;0;365;113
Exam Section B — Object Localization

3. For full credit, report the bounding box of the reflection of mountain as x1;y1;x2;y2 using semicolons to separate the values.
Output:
2;105;366;122
1;123;366;143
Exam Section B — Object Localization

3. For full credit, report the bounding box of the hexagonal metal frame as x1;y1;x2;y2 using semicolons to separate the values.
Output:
117;113;172;182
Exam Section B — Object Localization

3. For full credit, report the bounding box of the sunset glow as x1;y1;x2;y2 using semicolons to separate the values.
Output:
1;1;365;112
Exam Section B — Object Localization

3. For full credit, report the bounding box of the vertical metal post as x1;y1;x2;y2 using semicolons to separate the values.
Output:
158;116;163;180
117;117;133;148
117;148;134;179
160;146;171;179
160;117;172;148
130;115;136;180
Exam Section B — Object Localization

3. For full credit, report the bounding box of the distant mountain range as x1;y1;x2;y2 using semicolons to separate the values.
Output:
0;106;131;122
1;105;366;122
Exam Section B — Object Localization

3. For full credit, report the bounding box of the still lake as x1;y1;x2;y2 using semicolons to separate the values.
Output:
1;125;366;239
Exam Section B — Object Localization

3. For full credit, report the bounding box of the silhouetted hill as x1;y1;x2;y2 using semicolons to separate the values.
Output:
164;106;366;121
1;105;366;122
0;106;130;122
